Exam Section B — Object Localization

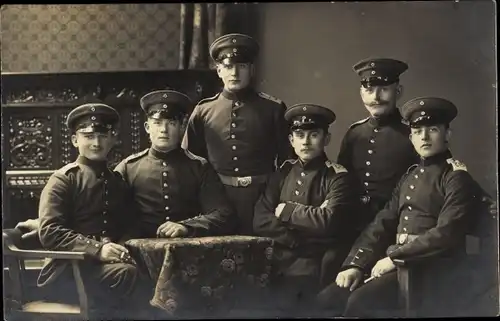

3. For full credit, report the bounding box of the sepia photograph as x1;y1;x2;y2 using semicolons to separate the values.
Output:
1;2;498;319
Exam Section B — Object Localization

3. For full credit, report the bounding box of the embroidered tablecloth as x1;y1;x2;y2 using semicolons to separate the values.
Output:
125;236;275;317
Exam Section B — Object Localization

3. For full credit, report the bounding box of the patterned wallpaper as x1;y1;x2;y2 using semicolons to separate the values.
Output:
1;4;181;72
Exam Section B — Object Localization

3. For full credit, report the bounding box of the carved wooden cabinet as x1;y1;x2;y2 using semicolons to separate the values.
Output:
1;70;222;228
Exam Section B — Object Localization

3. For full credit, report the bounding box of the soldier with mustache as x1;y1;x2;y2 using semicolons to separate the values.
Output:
337;58;420;232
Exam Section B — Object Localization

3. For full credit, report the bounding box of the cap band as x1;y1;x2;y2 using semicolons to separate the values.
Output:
361;76;399;88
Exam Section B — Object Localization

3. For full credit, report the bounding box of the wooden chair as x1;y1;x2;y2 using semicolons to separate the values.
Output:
3;228;90;320
394;195;498;317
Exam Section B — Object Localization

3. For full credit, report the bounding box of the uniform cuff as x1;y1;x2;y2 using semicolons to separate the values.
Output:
86;240;104;259
342;248;374;271
278;203;297;223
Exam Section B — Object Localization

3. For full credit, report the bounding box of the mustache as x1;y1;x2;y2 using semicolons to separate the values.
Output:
368;101;390;106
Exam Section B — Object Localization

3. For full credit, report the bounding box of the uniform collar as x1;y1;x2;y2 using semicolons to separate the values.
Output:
368;109;402;127
221;87;256;101
149;146;182;160
298;152;328;170
76;155;109;173
420;149;452;166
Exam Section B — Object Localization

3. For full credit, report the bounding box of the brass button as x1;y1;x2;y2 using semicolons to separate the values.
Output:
365;173;370;177
231;123;236;128
406;196;411;200
162;162;167;166
414;175;419;179
366;161;371;166
410;185;415;189
233;156;238;161
370;139;375;144
420;168;425;173
408;206;413;211
231;134;236;139
297;180;302;185
163;183;168;187
368;150;373;154
164;195;169;199
300;172;306;177
404;216;409;220
364;182;369;186
295;190;300;195
163;172;167;177
232;146;237;150
165;206;170;211
234;168;239;172
165;216;170;220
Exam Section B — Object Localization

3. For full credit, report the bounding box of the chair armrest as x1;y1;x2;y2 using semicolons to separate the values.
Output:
5;247;86;260
3;229;86;260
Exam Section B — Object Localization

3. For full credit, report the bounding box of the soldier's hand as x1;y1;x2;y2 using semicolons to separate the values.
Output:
275;203;286;218
335;268;363;292
98;242;134;264
156;222;188;238
15;218;40;239
371;256;396;278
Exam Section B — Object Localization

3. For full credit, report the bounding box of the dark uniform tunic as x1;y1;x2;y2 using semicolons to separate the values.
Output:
114;147;236;238
253;153;360;316
318;150;482;317
38;156;139;309
182;88;293;234
337;110;419;227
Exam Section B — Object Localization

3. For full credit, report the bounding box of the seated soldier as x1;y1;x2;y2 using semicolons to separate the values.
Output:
36;103;151;318
253;104;361;317
16;90;237;241
317;97;485;317
114;90;237;239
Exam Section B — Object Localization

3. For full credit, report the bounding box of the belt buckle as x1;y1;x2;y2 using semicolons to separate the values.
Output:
361;195;371;204
398;233;408;245
238;176;252;187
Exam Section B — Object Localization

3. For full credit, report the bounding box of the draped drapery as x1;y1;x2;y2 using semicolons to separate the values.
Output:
179;3;229;70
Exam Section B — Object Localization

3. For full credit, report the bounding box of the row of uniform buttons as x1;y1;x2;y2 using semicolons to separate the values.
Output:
230;101;242;173
293;172;307;197
101;172;109;236
362;127;380;198
161;161;171;220
399;166;425;232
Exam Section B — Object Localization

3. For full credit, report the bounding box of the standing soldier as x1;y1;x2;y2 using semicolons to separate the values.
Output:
253;104;361;317
37;103;145;318
182;33;293;235
337;58;420;230
114;90;236;239
318;97;484;317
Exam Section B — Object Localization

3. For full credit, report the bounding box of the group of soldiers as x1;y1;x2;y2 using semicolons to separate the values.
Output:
15;33;486;318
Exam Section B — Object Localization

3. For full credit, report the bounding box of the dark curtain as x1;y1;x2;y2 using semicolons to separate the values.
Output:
179;3;229;70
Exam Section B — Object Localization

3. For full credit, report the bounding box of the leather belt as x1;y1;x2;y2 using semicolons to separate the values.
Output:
218;173;268;187
396;233;418;245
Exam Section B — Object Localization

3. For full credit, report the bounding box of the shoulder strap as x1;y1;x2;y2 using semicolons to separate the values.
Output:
279;158;298;169
348;117;370;129
183;149;208;165
405;163;419;174
196;93;220;106
258;92;283;104
123;148;149;164
325;160;348;173
446;158;468;171
58;162;79;175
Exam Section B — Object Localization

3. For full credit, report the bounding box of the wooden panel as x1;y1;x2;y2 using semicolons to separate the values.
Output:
1;70;222;227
